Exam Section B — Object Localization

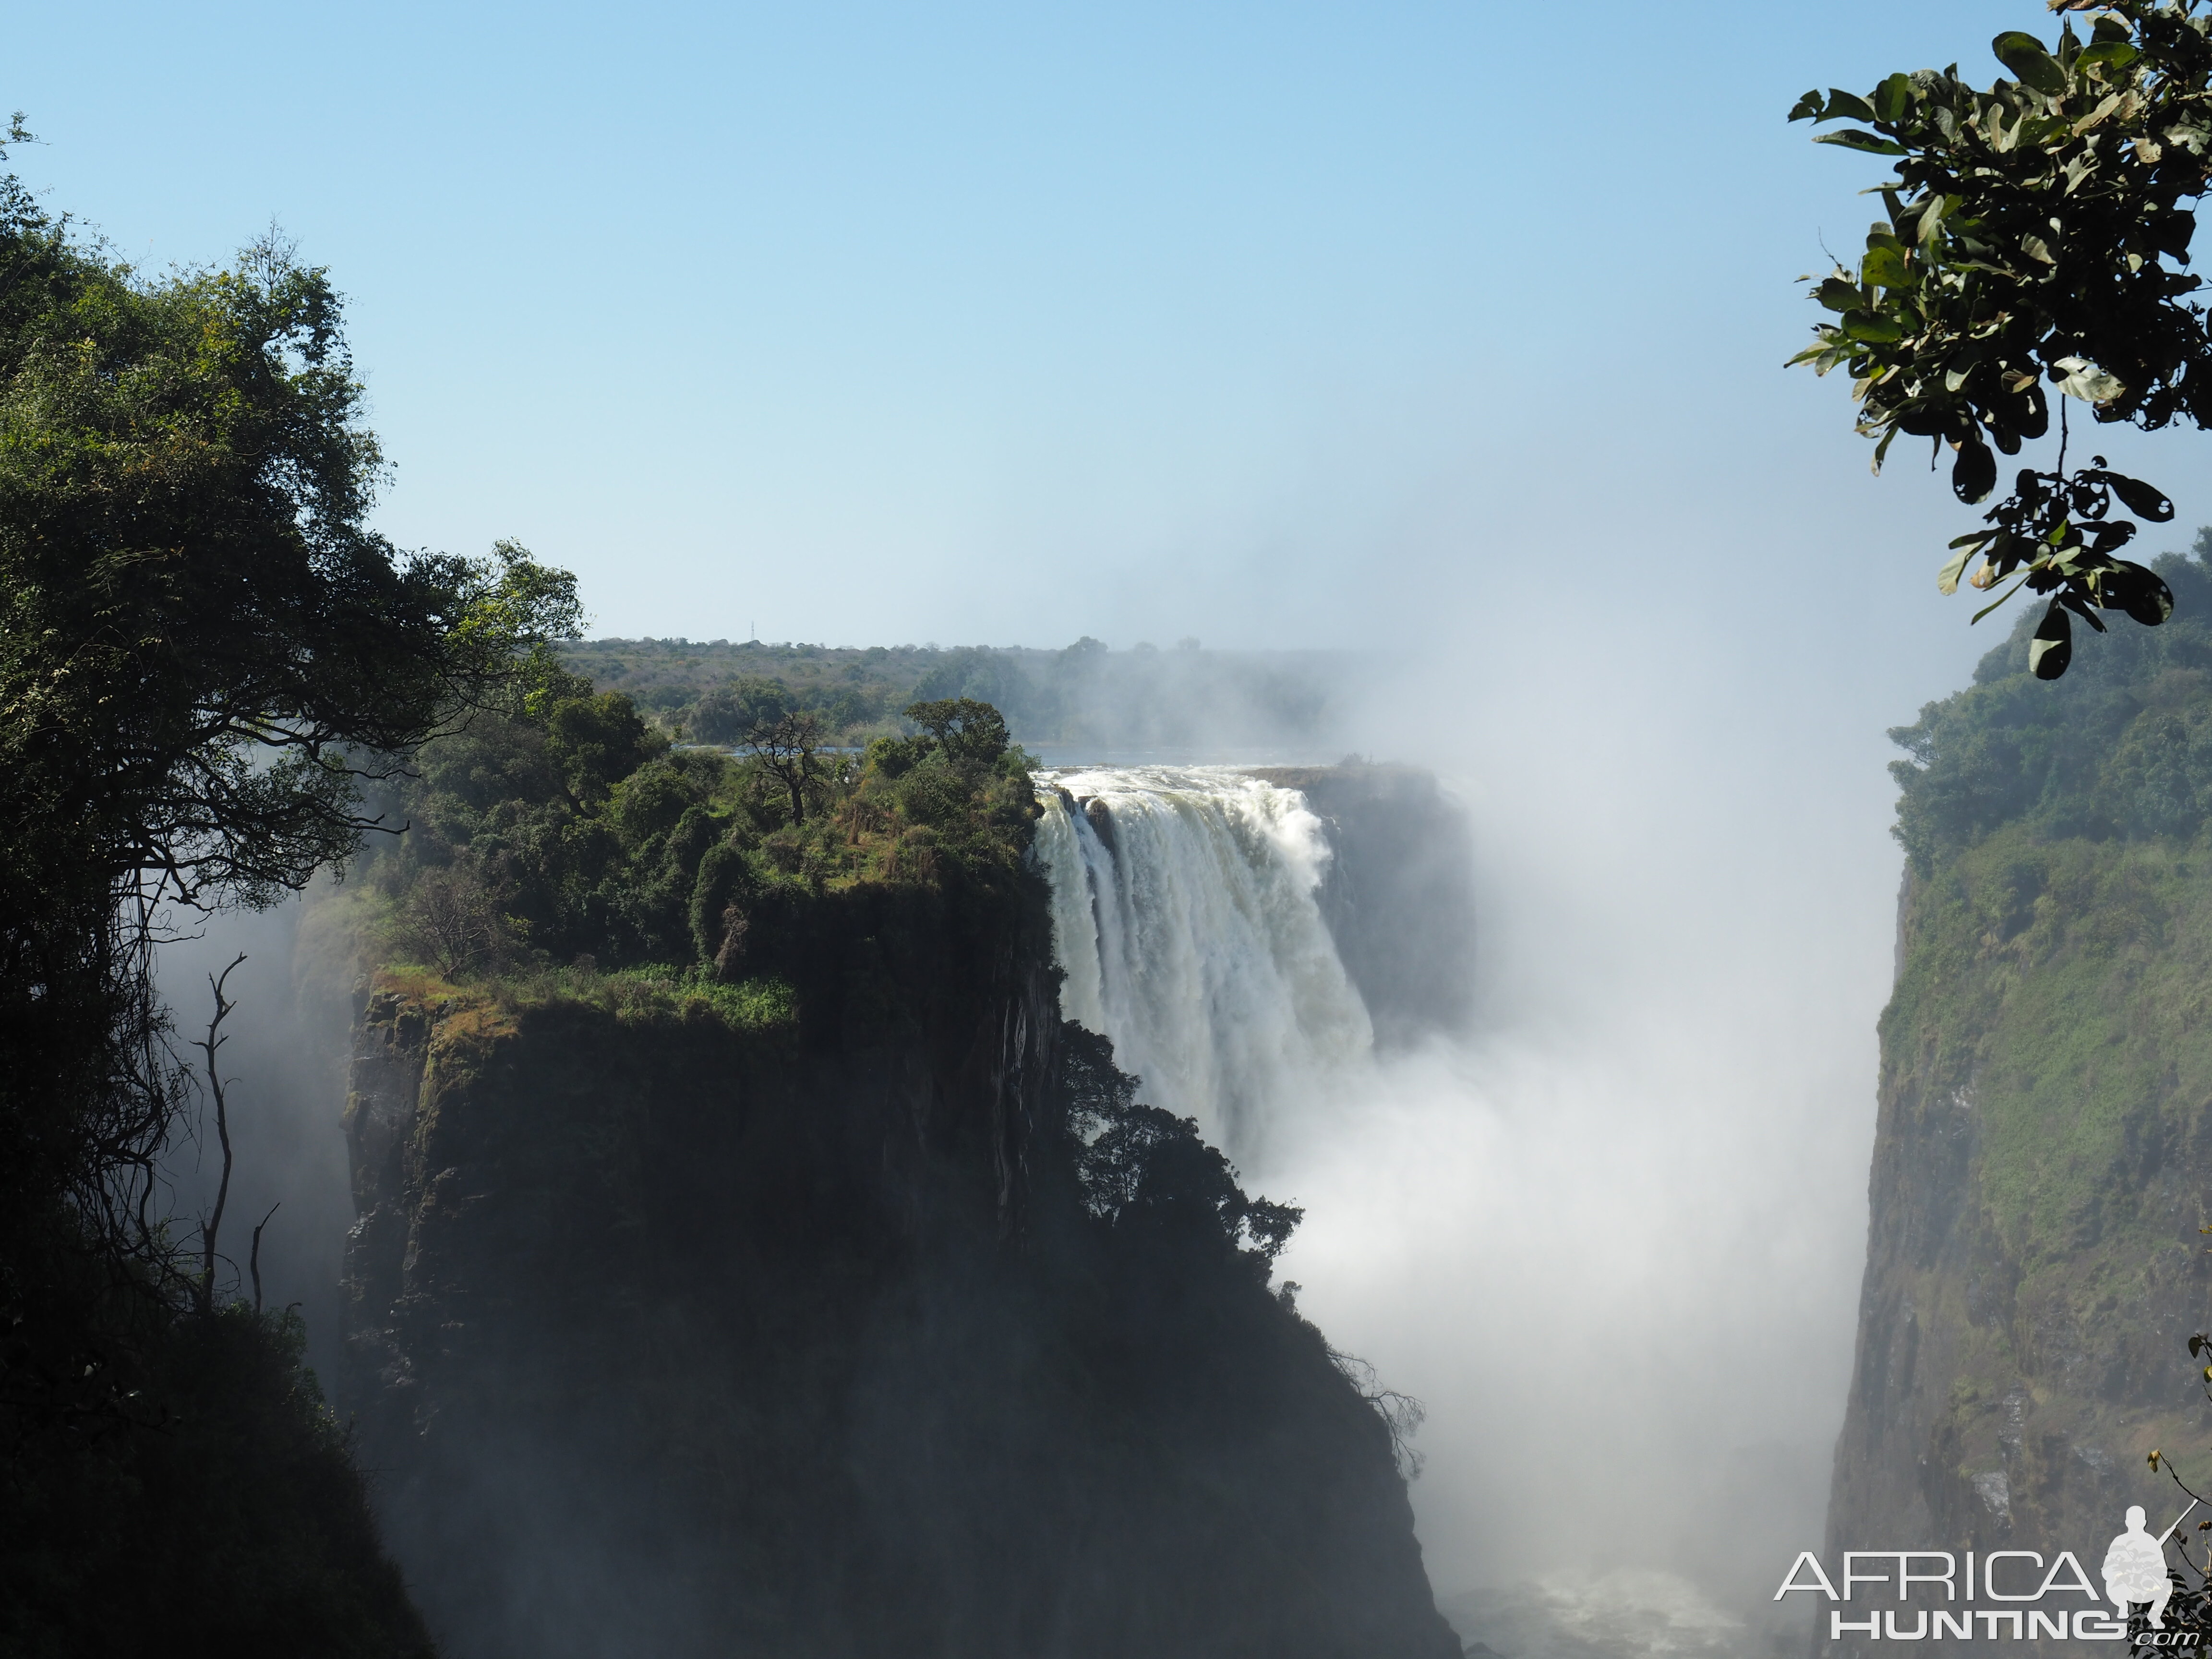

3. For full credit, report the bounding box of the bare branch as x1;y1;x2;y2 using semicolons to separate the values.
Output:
250;1202;280;1315
192;953;246;1315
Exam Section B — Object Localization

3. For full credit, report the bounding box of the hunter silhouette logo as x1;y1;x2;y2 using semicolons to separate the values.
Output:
2105;1503;2194;1630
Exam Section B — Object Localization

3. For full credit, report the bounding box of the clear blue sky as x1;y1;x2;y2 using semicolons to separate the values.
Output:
17;0;2171;672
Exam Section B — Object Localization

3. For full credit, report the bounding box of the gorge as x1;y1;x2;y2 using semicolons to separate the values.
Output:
137;653;1936;1659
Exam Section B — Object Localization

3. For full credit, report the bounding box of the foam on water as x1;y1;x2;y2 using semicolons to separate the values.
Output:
1440;1568;1755;1659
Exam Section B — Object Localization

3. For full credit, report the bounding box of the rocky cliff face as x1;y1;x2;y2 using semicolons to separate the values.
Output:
1251;764;1477;1048
1823;560;2212;1655
1825;844;2212;1644
339;889;1457;1658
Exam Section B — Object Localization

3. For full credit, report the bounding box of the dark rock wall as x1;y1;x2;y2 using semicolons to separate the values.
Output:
339;917;1456;1657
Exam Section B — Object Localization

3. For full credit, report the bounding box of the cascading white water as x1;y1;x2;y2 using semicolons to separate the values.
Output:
1032;766;1372;1155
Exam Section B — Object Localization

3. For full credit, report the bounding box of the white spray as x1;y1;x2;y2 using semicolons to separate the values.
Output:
1028;756;1859;1659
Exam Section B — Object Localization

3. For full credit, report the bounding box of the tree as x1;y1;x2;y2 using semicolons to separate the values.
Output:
903;696;1010;765
689;675;834;824
545;687;666;809
1790;2;2212;677
690;673;801;744
1057;1023;1302;1268
0;115;579;1383
0;120;559;1654
742;707;830;824
396;864;512;977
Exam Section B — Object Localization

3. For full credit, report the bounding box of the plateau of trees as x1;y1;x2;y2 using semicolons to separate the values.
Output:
379;668;1041;985
1791;0;2212;677
1886;529;2212;870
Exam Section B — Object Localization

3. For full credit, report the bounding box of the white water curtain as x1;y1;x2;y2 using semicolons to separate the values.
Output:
1032;767;1372;1155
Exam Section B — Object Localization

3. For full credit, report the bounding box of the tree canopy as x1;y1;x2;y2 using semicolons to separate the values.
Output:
0;119;581;1246
0;183;582;908
0;122;580;1654
1791;0;2212;676
0;108;579;1414
1889;531;2212;870
371;676;1041;985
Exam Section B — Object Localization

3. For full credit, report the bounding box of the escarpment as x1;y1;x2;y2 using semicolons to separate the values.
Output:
1823;547;2212;1654
339;790;1457;1659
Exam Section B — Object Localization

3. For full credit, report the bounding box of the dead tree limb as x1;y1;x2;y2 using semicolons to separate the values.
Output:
193;953;246;1315
250;1202;281;1314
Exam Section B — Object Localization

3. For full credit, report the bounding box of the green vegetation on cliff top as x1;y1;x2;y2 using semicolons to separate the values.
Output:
347;654;1045;1053
1890;536;2212;1240
1893;536;2212;873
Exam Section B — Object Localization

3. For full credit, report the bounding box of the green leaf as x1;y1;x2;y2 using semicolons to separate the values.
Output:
1993;31;2069;95
2075;41;2139;72
1948;529;1998;551
1815;129;1909;156
1842;312;1904;344
1972;575;2029;623
1861;245;1912;288
1952;437;1997;504
1788;89;1826;122
2094;470;2176;523
1873;72;1914;123
2071;92;2126;138
1937;546;1975;594
1823;89;1877;123
1917;194;1955;248
2028;599;2073;678
1815;277;1863;312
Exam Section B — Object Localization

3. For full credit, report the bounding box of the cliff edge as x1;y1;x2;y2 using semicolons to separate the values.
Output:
336;695;1458;1659
1824;548;2212;1653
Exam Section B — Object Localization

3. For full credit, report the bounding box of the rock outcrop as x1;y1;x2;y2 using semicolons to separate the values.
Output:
339;896;1458;1659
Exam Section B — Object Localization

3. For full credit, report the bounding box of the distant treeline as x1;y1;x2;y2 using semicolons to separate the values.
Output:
559;637;1355;753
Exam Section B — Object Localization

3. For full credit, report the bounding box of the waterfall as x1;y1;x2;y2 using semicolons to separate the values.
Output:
1032;766;1372;1154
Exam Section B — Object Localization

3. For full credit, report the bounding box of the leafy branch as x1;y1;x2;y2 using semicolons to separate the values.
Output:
1791;0;2212;674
